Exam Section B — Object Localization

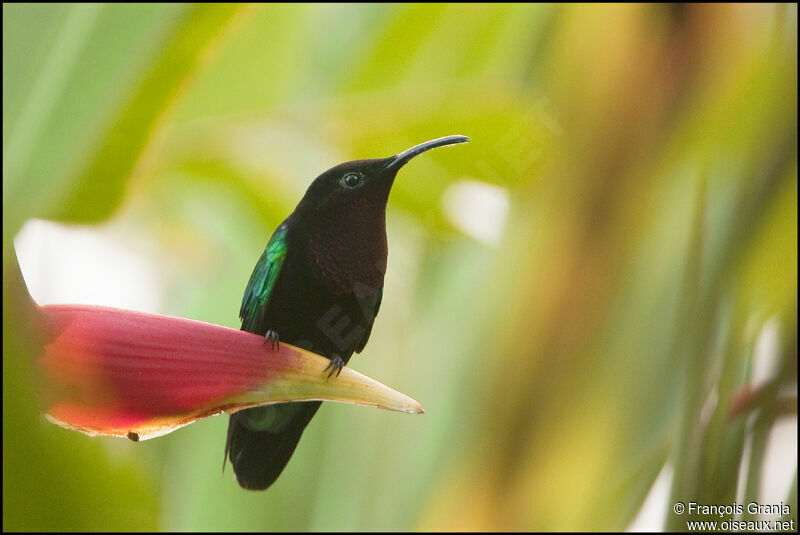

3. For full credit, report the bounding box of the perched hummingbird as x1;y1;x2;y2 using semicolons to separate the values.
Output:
225;135;469;490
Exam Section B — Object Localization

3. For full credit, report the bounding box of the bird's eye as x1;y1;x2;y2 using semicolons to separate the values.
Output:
340;172;363;188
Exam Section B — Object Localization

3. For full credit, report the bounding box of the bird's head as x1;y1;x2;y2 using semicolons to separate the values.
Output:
295;135;469;214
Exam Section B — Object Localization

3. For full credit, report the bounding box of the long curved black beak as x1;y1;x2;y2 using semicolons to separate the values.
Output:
383;135;470;171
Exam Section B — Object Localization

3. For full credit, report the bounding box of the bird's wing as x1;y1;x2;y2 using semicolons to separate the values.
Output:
240;223;289;333
355;285;383;353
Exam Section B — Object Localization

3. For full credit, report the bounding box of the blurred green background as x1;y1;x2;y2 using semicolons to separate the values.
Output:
3;3;797;531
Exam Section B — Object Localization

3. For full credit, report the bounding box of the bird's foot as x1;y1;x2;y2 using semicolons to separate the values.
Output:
263;330;280;350
323;354;345;379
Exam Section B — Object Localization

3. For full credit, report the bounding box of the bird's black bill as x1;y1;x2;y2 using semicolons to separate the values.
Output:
384;135;470;171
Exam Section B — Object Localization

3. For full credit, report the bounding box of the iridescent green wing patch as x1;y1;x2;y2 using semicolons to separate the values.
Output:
240;223;289;333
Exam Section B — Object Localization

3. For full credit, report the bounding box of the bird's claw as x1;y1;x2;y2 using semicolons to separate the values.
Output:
323;355;345;379
264;330;280;350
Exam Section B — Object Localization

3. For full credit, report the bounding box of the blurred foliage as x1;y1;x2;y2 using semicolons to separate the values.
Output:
3;3;797;531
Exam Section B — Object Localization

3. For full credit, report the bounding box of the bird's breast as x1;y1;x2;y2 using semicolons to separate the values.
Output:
306;214;387;295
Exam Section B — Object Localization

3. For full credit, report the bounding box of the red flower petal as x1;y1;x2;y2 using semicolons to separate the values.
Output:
38;304;423;440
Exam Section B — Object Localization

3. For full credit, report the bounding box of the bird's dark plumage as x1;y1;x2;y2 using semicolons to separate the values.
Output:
226;136;468;490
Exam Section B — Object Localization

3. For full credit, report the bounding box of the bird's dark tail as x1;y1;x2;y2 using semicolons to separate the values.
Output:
225;401;321;490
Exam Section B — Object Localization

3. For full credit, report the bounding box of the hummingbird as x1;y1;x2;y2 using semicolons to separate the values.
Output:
225;135;469;490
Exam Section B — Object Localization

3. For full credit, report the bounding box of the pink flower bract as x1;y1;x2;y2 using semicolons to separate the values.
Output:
37;304;422;440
